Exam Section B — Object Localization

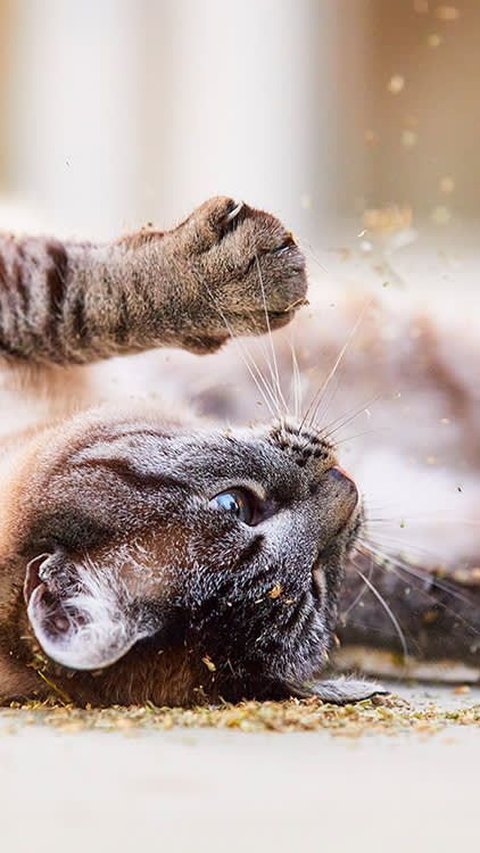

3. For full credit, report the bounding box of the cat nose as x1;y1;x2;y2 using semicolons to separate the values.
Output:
327;466;359;512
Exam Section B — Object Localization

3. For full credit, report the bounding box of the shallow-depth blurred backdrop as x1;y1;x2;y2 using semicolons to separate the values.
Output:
0;0;478;244
0;9;479;853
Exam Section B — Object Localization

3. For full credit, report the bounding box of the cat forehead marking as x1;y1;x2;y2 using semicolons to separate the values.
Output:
268;421;336;471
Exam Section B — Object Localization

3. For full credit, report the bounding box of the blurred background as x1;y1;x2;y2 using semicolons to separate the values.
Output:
0;0;477;245
0;9;478;851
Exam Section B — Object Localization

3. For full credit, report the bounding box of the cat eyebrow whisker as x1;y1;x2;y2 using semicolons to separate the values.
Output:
202;281;280;418
243;309;285;419
288;332;302;422
254;254;289;417
296;393;381;456
333;426;389;446
298;299;373;435
316;393;382;442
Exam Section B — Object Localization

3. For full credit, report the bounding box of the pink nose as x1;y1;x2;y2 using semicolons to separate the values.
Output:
328;465;359;508
330;464;355;483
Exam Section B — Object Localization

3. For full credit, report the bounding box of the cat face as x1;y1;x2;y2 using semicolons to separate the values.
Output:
16;408;362;701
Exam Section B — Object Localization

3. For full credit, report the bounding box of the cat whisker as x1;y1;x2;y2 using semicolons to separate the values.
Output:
351;559;409;659
201;281;280;415
244;308;286;419
356;539;479;619
299;298;373;434
202;282;279;418
359;534;441;578
302;394;381;455
364;518;407;524
370;515;480;527
254;254;289;417
316;393;382;441
356;540;480;643
288;330;303;423
334;426;389;446
340;553;374;622
362;500;411;519
295;391;381;457
363;531;447;556
297;238;329;274
306;374;342;441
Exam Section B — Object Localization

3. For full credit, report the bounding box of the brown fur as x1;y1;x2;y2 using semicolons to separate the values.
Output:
0;197;305;364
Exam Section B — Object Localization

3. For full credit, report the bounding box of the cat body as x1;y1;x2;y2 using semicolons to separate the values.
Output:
0;197;477;705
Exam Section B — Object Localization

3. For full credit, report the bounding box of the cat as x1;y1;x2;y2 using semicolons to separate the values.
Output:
0;196;477;707
0;196;385;706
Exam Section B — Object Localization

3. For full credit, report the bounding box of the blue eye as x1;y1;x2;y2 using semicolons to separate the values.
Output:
210;488;254;524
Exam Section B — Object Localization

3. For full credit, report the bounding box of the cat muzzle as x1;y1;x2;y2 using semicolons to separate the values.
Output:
326;465;359;517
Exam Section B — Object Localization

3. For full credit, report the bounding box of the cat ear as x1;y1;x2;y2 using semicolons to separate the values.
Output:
24;550;153;671
287;676;388;705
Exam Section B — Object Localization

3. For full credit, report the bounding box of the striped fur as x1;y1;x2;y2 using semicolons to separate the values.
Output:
0;197;306;365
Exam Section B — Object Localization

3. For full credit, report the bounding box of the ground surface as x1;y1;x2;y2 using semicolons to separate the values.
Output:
1;683;479;853
1;220;478;852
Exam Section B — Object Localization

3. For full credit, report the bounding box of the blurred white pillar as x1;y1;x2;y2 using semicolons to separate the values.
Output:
140;0;339;241
8;0;140;237
5;0;373;242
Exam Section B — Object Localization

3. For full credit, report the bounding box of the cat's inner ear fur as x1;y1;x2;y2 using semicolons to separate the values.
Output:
24;548;156;671
287;676;388;705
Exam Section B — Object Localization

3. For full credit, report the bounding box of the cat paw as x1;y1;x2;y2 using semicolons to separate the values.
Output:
287;676;389;705
171;196;308;351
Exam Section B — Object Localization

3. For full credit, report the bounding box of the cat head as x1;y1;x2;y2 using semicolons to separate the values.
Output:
13;406;377;703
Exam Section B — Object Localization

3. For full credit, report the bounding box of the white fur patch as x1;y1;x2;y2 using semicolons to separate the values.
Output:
28;547;155;671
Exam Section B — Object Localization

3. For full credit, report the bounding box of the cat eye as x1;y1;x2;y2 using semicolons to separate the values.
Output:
210;488;255;525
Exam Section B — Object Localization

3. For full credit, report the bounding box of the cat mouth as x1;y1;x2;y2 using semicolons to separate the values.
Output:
311;508;363;603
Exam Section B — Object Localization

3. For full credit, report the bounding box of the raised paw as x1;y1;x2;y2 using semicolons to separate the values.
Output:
165;196;308;352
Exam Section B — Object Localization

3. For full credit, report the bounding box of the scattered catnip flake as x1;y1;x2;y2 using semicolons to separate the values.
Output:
431;205;452;225
201;656;217;673
413;0;429;13
439;176;455;194
435;5;460;22
427;33;443;48
268;583;283;600
364;129;379;146
387;75;405;95
4;693;480;737
401;129;417;148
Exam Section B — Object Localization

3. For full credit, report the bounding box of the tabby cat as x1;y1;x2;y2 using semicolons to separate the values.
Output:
0;196;478;706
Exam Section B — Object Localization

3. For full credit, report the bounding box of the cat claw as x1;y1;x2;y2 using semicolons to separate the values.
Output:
225;201;244;223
